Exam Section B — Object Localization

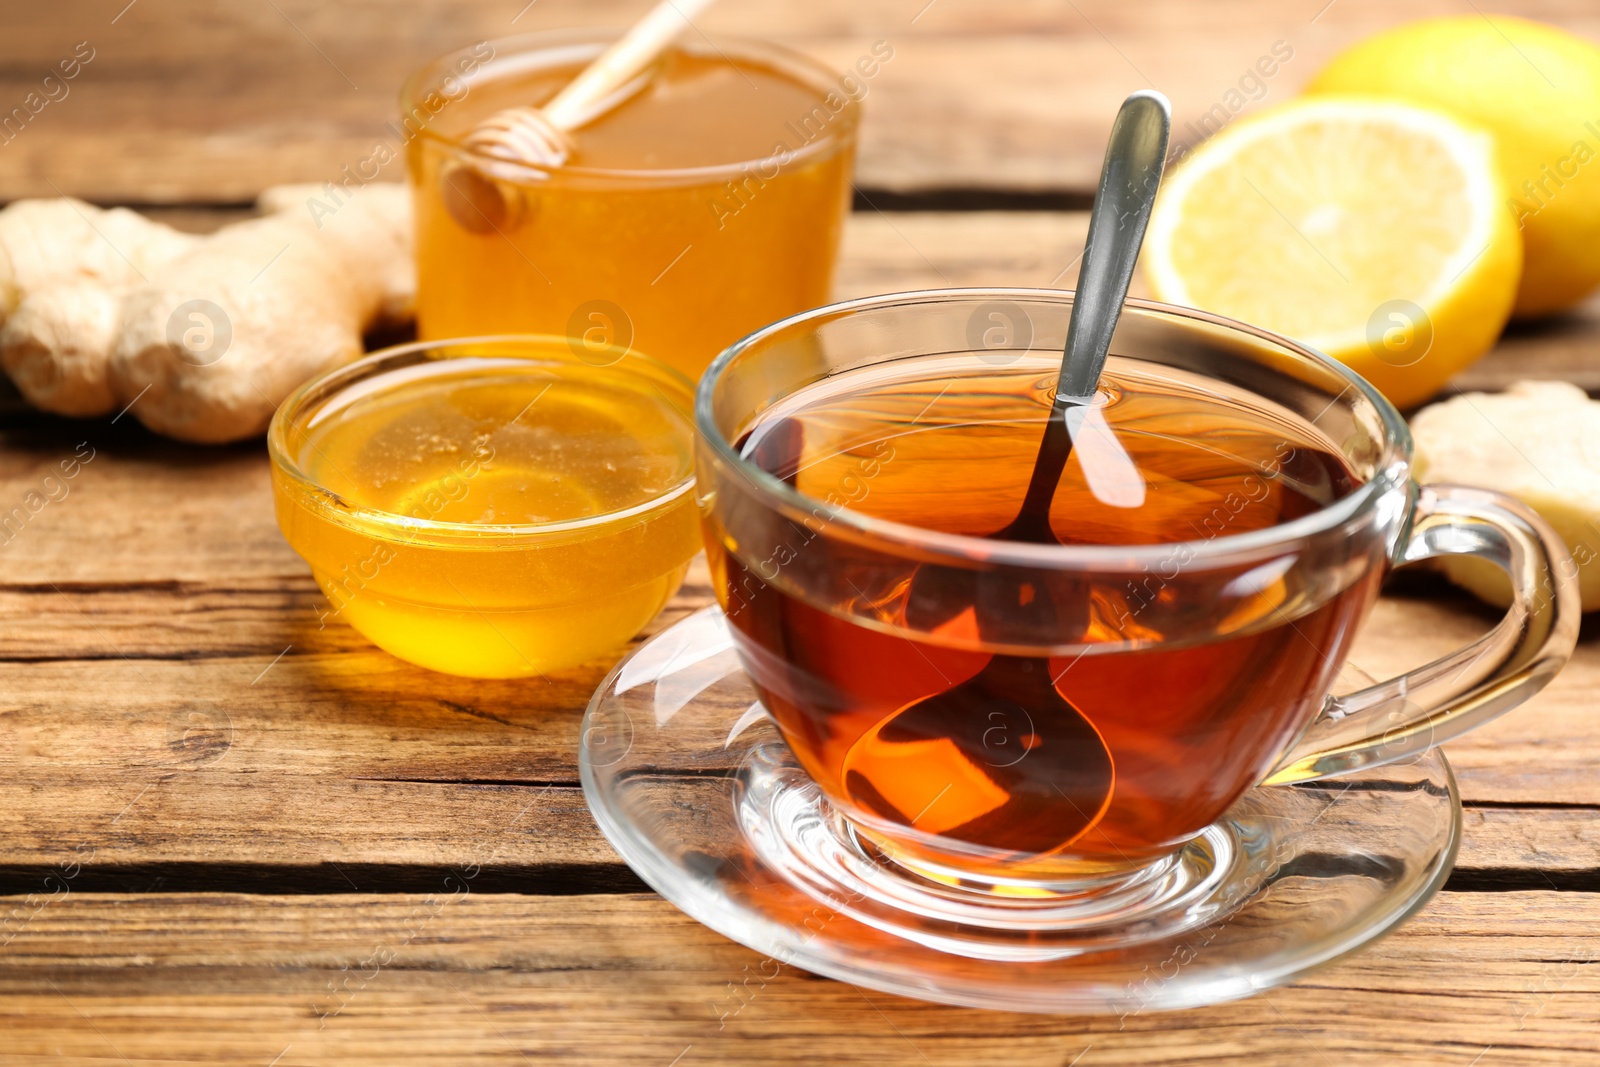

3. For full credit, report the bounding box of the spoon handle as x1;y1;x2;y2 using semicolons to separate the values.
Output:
1057;90;1172;404
1006;91;1170;538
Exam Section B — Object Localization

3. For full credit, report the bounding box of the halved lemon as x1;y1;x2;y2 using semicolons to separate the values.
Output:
1144;96;1522;410
1308;16;1600;319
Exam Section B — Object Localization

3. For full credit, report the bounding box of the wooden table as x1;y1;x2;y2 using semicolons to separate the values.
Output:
4;1;1600;1063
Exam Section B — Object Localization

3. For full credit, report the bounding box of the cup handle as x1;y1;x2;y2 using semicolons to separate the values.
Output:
1266;484;1580;785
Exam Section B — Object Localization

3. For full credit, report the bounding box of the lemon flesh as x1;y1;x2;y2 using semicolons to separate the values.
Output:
1309;15;1600;318
1144;97;1521;410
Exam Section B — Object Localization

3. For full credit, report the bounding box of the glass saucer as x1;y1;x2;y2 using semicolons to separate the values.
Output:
580;606;1461;1014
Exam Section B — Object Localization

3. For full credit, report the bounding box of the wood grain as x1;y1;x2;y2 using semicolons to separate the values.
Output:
3;0;1598;201
0;892;1596;1065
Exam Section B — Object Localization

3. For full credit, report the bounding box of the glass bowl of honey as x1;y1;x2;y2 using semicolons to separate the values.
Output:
267;336;699;679
401;29;861;381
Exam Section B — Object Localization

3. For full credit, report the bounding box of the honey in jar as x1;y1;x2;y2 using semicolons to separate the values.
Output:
403;31;863;379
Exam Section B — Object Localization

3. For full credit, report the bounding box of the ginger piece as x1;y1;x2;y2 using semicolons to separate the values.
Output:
0;199;196;317
1411;380;1600;610
0;200;197;413
1;282;124;416
109;184;413;443
252;183;414;327
0;184;413;443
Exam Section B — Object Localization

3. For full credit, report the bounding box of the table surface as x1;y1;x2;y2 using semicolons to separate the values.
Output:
5;1;1600;1064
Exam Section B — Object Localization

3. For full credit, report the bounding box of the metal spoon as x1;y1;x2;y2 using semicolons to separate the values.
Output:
845;92;1172;854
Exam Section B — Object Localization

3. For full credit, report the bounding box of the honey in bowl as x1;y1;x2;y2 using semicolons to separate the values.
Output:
404;32;861;380
268;338;699;679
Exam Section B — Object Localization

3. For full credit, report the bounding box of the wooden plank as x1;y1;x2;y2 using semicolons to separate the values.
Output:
0;776;1594;892
1461;808;1600;889
1456;308;1600;397
837;213;1600;394
842;211;1092;291
4;1;1598;201
0;891;1597;1064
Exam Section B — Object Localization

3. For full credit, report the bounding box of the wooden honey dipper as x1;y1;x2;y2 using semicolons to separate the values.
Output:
441;0;717;233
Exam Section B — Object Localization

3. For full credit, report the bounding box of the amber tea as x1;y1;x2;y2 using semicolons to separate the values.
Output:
706;356;1383;876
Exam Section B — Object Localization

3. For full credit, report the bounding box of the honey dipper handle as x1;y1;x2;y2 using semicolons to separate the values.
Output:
543;0;718;132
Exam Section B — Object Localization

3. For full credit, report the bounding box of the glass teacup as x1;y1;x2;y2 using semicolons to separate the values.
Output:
694;288;1578;899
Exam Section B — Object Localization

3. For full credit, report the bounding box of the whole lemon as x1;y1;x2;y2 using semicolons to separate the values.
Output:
1308;15;1600;318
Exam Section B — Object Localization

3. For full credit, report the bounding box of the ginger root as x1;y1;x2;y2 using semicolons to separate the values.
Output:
1411;380;1600;610
0;199;197;318
0;185;413;443
0;201;197;415
3;281;128;417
